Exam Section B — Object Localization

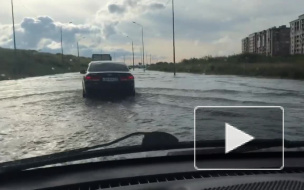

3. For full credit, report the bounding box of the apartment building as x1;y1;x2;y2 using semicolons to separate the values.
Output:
248;33;257;53
256;30;267;55
266;26;290;56
241;37;249;53
290;14;304;54
242;26;290;56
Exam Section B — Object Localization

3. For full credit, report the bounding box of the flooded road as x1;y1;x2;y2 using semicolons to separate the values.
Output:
0;70;304;162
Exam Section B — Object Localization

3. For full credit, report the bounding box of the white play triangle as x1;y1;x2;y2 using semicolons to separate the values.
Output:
225;123;255;154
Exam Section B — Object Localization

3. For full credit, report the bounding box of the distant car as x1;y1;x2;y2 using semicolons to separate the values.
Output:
91;54;112;61
81;61;135;97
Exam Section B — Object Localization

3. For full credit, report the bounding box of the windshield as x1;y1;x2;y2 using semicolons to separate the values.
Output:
88;63;129;72
0;0;303;165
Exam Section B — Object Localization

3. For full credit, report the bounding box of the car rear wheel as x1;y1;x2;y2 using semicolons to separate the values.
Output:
83;87;94;98
82;88;87;98
128;88;136;96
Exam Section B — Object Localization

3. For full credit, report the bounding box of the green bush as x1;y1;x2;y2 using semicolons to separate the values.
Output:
148;54;304;80
0;47;91;80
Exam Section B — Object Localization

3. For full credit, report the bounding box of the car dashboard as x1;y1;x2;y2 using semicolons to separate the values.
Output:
0;152;304;190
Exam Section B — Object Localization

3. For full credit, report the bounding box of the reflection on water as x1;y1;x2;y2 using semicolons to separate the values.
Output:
0;70;303;162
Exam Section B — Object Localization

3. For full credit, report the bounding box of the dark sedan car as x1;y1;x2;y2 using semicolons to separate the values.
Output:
81;61;135;97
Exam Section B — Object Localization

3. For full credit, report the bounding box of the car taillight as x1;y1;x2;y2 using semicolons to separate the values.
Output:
85;75;101;80
120;75;134;81
128;75;135;80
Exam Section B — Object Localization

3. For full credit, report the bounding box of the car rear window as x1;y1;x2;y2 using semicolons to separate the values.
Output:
88;63;129;72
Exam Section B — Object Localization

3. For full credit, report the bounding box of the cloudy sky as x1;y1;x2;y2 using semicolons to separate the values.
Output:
0;0;304;64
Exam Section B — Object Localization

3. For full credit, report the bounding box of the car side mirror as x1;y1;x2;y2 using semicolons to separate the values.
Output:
80;70;86;74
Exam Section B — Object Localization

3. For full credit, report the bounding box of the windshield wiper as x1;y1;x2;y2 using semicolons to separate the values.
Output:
0;131;303;174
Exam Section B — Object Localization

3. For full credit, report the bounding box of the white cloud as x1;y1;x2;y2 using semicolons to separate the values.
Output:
46;41;61;50
0;0;304;61
213;36;233;45
0;16;104;54
92;0;165;39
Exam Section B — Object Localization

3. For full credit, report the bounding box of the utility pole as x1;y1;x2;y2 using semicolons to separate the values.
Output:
172;0;176;76
124;54;126;63
11;0;16;51
150;54;152;64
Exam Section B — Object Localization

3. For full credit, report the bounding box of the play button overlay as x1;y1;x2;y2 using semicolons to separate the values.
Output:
225;123;255;154
194;106;284;170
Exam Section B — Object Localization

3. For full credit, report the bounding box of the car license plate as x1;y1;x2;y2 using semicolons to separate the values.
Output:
103;77;118;82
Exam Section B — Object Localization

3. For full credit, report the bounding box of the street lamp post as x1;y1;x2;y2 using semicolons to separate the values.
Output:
60;22;73;64
60;26;63;63
60;27;63;63
11;0;16;51
126;36;135;71
77;36;85;58
132;21;145;72
172;0;176;76
10;0;18;74
141;47;143;66
77;41;79;57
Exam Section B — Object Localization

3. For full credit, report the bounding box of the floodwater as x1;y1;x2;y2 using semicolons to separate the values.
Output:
0;70;303;162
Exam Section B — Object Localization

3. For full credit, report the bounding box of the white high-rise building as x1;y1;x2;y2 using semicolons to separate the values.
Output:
290;14;304;55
